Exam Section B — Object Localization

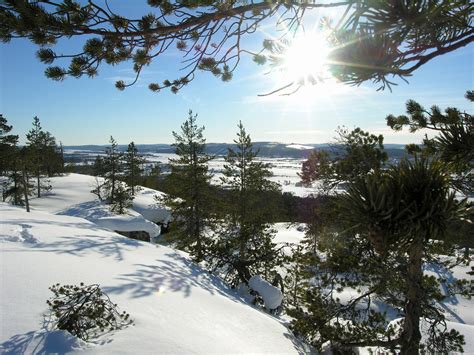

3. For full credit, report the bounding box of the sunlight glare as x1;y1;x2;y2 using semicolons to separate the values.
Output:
283;33;332;84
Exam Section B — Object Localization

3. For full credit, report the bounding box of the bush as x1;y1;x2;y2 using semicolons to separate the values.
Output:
47;283;133;341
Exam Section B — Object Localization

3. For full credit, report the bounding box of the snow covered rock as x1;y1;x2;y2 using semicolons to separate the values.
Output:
95;215;161;241
248;275;283;310
132;188;172;226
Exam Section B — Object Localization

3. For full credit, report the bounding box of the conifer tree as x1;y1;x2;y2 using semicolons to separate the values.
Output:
0;114;18;176
92;155;106;177
161;110;214;261
25;116;58;197
1;116;34;210
299;127;388;191
1;115;21;204
103;136;122;203
124;142;144;196
213;121;281;285
110;183;133;215
386;90;473;193
291;128;472;353
2;1;472;93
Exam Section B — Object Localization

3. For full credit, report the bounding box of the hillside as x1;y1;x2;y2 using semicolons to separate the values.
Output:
1;174;472;354
0;174;310;354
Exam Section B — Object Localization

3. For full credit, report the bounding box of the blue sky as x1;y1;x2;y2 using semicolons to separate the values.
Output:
0;4;472;146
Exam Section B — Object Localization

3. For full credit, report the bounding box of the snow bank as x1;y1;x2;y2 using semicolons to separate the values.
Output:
0;329;87;354
0;204;308;354
249;275;283;310
132;187;172;225
29;173;172;226
95;215;161;239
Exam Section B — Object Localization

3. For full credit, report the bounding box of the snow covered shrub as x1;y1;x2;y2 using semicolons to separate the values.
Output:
47;283;133;341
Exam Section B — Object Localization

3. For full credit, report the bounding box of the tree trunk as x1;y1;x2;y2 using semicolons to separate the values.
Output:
36;173;41;198
23;169;30;213
400;236;424;354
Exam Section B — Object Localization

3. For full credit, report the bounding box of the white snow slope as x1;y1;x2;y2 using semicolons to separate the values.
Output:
27;173;169;237
0;204;308;354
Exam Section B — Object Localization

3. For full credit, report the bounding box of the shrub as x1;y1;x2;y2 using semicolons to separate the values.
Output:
47;283;133;341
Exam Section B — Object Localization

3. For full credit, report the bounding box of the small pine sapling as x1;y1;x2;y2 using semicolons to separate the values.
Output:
47;283;133;341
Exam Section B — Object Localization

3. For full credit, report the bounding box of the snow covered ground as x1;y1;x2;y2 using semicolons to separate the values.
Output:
1;174;472;354
0;174;310;354
0;205;309;354
27;174;169;238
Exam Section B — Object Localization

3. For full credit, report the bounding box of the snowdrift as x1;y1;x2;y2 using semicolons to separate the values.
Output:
29;173;171;227
0;204;309;354
249;276;283;310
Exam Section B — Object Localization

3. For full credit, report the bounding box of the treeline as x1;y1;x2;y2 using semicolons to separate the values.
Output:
0;115;64;211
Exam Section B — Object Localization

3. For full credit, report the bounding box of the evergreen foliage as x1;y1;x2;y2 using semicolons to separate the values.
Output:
1;115;60;211
25;116;61;197
161;110;214;261
0;114;18;176
124;142;145;196
47;283;133;341
299;127;387;191
110;183;133;215
291;153;472;353
1;1;471;93
90;155;106;201
103;136;123;204
209;121;281;285
386;90;473;193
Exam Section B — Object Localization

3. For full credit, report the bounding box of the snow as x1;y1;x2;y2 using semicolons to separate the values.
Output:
27;173;171;232
285;144;314;150
0;203;309;354
132;187;171;225
95;215;161;240
248;276;284;310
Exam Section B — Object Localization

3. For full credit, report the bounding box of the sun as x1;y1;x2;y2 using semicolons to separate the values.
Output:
281;33;332;84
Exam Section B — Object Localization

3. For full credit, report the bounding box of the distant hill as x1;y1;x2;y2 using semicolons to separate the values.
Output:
65;142;407;160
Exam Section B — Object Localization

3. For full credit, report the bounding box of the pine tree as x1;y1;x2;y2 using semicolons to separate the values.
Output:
299;127;388;191
1;116;34;210
90;155;106;201
124;142;144;196
213;121;281;285
2;2;472;93
25;116;58;197
290;157;472;353
110;183;133;215
161;110;214;261
386;90;473;194
0;114;19;176
92;155;106;176
103;136;122;203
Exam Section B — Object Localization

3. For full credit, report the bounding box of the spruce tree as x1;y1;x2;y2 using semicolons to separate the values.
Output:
213;121;281;285
124;142;144;196
161;110;214;262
